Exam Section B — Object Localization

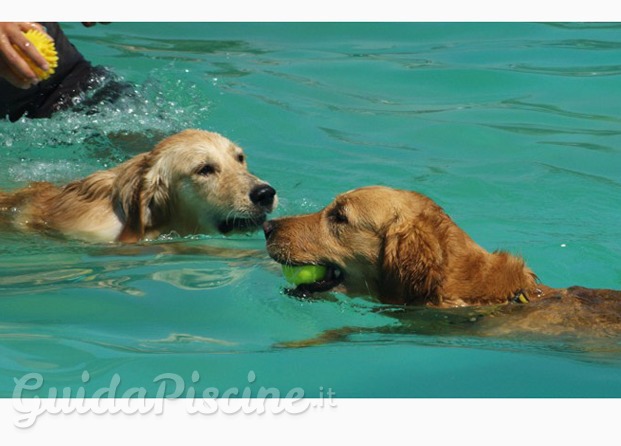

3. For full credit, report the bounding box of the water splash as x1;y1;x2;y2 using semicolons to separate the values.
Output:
0;66;212;184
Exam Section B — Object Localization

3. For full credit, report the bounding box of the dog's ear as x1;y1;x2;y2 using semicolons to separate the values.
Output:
380;217;444;305
113;153;166;243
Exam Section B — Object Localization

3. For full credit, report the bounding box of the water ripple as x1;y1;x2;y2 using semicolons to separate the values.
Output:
152;268;247;290
540;141;619;153
507;63;621;77
536;163;621;188
320;127;420;151
103;37;267;59
539;39;621;51
500;98;621;124
485;123;621;137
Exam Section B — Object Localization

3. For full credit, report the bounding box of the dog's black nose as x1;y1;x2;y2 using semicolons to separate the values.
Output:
263;220;275;240
250;184;276;208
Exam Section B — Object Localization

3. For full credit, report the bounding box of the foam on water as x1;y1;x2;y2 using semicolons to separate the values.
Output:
0;66;211;186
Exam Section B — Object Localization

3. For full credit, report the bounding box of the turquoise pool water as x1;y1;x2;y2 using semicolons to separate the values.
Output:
1;22;621;398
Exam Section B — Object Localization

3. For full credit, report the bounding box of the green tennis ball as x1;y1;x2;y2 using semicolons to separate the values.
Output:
282;265;327;285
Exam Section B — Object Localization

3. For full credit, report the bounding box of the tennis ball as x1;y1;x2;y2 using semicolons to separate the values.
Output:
282;265;327;285
14;29;59;81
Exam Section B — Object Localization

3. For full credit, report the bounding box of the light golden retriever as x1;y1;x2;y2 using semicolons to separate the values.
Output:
0;129;277;243
264;186;621;341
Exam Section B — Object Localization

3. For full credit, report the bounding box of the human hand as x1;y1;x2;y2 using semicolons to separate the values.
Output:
0;22;51;89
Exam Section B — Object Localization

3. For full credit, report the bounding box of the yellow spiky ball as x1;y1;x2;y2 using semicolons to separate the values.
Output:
15;29;59;81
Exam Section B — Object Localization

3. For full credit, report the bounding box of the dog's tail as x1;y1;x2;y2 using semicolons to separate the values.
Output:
0;189;14;208
0;182;60;230
0;189;17;228
0;182;54;212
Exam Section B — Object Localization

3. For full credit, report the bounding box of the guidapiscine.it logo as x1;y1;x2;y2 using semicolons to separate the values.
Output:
12;370;337;428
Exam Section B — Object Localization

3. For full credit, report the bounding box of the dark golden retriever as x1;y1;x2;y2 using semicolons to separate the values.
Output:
0;129;277;243
264;186;621;342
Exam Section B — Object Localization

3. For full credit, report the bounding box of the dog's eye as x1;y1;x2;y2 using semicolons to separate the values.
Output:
236;154;245;164
196;164;217;176
329;208;348;224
